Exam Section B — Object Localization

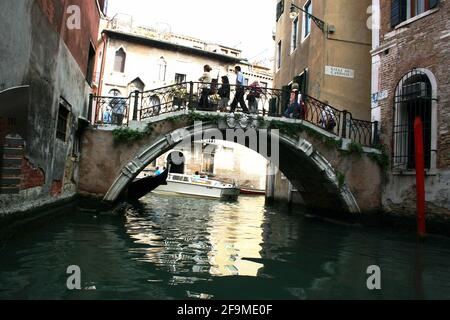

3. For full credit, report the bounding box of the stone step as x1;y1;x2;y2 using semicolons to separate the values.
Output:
0;177;21;185
1;167;22;176
0;186;20;194
2;147;24;156
3;136;24;147
1;158;22;167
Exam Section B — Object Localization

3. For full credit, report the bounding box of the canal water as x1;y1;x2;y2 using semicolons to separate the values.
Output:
1;194;450;300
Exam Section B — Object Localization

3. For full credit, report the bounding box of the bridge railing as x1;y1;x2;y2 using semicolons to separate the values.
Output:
89;82;379;147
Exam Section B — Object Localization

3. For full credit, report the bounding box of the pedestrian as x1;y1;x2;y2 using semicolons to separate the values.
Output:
319;102;337;132
283;84;302;119
229;66;249;113
198;65;212;110
246;81;262;114
218;76;230;112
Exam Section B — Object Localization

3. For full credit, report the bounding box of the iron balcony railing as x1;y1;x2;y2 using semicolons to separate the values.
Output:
90;82;379;147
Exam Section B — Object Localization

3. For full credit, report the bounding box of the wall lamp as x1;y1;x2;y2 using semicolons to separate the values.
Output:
289;2;335;34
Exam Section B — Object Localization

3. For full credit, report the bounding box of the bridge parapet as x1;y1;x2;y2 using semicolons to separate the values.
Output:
89;82;380;147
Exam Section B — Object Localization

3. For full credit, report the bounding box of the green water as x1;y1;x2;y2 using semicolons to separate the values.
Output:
0;194;449;300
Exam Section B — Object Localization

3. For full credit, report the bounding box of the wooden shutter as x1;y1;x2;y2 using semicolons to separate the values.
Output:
276;0;284;22
391;0;407;27
430;0;439;9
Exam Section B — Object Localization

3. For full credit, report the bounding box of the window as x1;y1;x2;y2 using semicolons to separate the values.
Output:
291;16;298;52
294;70;308;94
175;73;186;84
108;89;126;125
114;48;126;73
56;98;71;141
391;0;439;27
303;1;312;38
276;0;284;22
158;57;167;81
86;43;96;85
244;78;249;86
260;82;268;88
393;70;433;171
276;41;282;70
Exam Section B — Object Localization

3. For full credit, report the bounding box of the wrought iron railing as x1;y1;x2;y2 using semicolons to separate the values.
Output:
89;82;379;147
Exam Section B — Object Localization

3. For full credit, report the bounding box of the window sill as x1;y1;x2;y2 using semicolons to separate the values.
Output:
395;8;439;30
392;169;437;176
301;33;310;43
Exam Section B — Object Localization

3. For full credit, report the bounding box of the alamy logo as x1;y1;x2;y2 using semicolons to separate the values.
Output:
66;5;81;30
366;5;380;31
66;265;81;290
366;265;381;290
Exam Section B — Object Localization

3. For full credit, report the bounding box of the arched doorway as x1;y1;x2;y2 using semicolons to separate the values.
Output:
167;151;185;174
393;69;435;170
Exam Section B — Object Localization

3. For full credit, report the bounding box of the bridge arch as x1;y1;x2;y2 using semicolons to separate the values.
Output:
103;122;360;214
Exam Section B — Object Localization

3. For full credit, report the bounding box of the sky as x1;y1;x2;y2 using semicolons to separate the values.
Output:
105;0;276;67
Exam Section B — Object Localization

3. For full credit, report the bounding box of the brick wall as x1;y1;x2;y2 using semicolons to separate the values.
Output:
21;158;45;190
378;0;450;169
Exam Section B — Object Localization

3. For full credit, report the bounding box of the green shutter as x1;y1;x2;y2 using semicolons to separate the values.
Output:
430;0;439;9
293;70;308;95
391;0;407;27
281;85;291;114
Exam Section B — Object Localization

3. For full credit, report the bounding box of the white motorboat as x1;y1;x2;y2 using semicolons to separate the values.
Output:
154;173;240;200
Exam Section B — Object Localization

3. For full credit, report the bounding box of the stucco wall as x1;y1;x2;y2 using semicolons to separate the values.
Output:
273;0;372;120
0;0;100;215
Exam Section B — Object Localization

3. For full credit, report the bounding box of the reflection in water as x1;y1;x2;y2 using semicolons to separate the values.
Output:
207;200;264;277
1;194;450;299
124;195;265;279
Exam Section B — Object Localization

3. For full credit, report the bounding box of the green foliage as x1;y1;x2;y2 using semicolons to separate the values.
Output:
112;127;147;143
368;144;390;169
336;171;346;189
348;142;364;156
269;120;304;138
187;112;221;124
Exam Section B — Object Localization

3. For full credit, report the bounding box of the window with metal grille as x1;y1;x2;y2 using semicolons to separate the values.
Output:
56;99;71;141
291;16;298;52
114;48;126;73
303;1;312;38
276;0;284;22
276;41;282;70
393;70;432;171
391;0;440;27
175;73;186;84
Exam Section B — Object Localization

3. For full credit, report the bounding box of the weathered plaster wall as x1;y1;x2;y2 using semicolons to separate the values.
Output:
273;0;372;120
0;0;100;216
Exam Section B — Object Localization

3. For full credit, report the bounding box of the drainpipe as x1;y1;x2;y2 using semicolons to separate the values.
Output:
98;32;108;97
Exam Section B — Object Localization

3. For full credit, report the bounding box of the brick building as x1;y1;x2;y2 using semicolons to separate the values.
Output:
0;1;105;215
371;0;450;217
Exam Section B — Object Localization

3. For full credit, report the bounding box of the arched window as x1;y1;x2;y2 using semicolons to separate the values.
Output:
158;57;167;81
393;70;434;171
114;48;126;73
108;89;126;125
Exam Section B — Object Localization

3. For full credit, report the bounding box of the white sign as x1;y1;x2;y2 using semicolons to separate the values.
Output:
325;66;355;79
371;90;388;103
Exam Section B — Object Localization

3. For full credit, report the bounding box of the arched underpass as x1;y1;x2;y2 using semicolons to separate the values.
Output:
79;112;382;215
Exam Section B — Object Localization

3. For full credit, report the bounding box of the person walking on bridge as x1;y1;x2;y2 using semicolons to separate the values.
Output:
198;65;212;110
230;66;249;114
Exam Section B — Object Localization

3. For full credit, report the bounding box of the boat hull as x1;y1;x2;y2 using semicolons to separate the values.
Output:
155;180;240;200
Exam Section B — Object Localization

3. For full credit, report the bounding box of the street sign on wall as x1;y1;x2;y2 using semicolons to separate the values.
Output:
325;66;355;79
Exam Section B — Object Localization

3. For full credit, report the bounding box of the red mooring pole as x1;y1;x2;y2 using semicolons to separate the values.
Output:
414;116;426;238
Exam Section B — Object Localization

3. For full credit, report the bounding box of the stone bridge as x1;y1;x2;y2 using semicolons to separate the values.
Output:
78;110;383;215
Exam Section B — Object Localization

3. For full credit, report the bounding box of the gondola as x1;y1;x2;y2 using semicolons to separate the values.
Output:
127;169;169;200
